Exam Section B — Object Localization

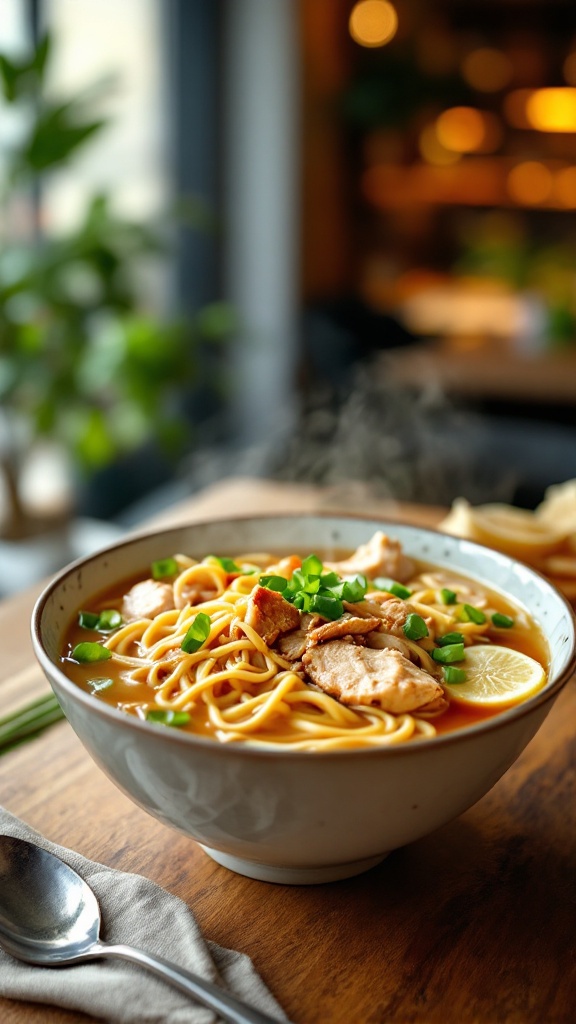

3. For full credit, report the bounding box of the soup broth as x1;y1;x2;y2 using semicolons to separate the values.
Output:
61;534;549;751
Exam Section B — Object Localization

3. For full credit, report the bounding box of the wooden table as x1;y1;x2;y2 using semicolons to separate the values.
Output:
1;478;575;1024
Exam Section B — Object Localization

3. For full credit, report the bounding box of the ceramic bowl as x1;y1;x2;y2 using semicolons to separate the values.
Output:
32;515;576;885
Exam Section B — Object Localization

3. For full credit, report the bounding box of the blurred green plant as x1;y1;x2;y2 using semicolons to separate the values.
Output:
0;34;234;539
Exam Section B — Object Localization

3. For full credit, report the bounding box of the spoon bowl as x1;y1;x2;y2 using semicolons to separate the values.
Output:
0;836;100;963
0;834;282;1024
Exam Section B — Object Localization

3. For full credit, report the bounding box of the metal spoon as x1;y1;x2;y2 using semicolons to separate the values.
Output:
0;834;282;1024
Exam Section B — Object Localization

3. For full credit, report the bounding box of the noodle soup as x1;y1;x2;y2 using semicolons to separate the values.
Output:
61;531;548;751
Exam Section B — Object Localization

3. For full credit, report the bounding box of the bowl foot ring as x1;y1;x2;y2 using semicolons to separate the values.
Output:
199;846;388;884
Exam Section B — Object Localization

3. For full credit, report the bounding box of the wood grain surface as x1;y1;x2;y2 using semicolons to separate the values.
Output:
0;478;575;1024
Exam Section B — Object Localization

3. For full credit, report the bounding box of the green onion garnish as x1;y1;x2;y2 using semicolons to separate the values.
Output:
145;710;191;727
403;613;429;641
79;609;122;632
302;554;323;577
181;611;211;654
78;611;100;629
491;612;515;628
460;604;487;625
437;631;465;647
259;575;288;592
373;578;412;599
310;593;344;620
212;556;242;573
0;693;65;753
443;666;467;684
432;642;465;664
260;556;367;620
151;557;179;580
71;642;112;664
87;677;114;692
440;588;457;605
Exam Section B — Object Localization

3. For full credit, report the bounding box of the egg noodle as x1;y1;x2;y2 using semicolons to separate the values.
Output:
76;551;536;751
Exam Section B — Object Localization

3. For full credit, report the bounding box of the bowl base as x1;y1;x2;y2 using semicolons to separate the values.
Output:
200;846;389;885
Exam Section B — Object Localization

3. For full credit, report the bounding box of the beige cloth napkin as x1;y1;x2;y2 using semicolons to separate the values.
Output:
0;808;288;1024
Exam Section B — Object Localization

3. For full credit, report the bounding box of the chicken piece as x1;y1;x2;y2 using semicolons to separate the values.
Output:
122;579;175;621
244;586;300;646
370;596;418;638
277;612;381;660
326;531;415;583
302;641;444;714
308;613;381;645
277;629;308;661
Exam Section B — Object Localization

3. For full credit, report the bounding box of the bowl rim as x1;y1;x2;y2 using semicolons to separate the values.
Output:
31;511;576;761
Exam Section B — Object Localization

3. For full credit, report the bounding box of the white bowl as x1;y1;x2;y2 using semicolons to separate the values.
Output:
32;515;576;884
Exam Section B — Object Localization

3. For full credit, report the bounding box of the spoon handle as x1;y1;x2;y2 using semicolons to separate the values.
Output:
96;942;284;1024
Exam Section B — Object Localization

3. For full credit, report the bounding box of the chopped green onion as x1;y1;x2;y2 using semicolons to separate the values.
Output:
310;593;344;620
491;612;515;629
211;556;242;574
341;574;368;602
78;610;100;629
443;666;467;684
437;631;465;647
403;613;429;641
181;611;211;654
260;559;366;617
440;588;457;605
96;609;122;631
460;604;487;625
259;575;288;592
145;709;191;727
87;677;114;693
0;694;65;753
71;642;112;664
302;554;323;577
373;578;412;599
151;557;179;580
432;642;465;664
319;571;340;588
79;609;122;632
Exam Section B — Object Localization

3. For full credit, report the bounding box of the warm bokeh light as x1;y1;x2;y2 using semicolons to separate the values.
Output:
362;159;506;208
553;166;576;208
503;89;533;129
526;87;576;132
435;107;502;154
507;161;553;205
462;48;513;92
419;123;461;166
349;0;398;48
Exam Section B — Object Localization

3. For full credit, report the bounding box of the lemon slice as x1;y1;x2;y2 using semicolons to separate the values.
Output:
443;645;546;708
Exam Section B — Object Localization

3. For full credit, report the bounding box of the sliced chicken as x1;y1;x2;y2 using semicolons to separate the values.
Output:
122;579;175;621
326;531;415;583
308;613;381;645
244;586;300;646
302;641;444;714
368;596;419;638
277;629;308;661
277;612;381;661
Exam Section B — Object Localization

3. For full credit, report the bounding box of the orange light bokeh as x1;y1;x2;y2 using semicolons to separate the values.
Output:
507;161;553;205
462;48;513;92
349;0;398;49
526;87;576;132
435;107;502;154
553;166;576;207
